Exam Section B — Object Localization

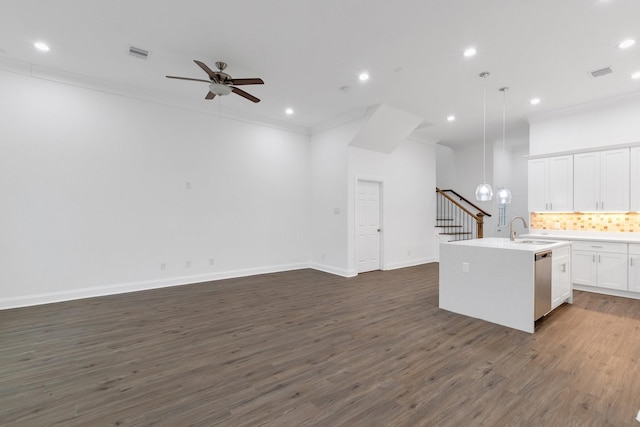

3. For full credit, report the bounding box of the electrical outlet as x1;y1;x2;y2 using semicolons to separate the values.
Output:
185;260;191;268
209;258;215;266
185;182;191;190
462;262;470;273
321;252;325;260
160;262;166;270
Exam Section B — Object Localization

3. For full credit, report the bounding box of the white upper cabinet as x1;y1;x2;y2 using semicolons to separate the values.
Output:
631;147;640;212
528;155;573;212
573;149;629;211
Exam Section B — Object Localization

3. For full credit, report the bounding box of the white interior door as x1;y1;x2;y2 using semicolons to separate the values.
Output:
356;180;381;273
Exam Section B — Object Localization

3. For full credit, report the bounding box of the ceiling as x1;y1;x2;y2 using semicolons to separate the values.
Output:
2;0;640;147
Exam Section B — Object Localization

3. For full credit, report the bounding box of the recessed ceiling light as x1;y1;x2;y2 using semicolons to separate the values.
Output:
447;115;456;122
285;108;294;115
617;39;636;49
530;98;541;105
358;72;369;81
632;71;640;80
463;47;477;57
34;42;50;52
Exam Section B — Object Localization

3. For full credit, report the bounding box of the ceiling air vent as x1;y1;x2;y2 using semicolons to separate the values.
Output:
129;46;149;59
590;67;612;78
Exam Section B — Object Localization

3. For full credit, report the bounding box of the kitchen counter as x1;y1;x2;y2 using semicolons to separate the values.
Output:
448;237;570;251
522;231;640;244
439;238;572;333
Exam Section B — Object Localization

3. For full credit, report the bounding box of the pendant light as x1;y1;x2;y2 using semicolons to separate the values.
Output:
475;72;493;201
496;86;512;205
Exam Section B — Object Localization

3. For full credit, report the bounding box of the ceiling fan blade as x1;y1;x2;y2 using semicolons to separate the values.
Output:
166;76;210;83
231;87;260;103
230;78;264;86
205;91;216;100
194;60;218;80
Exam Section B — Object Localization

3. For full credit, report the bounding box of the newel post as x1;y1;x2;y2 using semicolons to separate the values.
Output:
477;213;484;239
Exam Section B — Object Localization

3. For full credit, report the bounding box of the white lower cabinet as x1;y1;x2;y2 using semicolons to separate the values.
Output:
572;241;628;291
552;246;571;309
630;244;640;293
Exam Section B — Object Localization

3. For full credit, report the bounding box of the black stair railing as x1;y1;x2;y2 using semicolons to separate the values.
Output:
435;188;492;241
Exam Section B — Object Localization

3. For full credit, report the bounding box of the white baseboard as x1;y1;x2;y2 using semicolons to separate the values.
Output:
0;262;309;310
573;284;640;300
385;257;438;271
308;262;356;278
1;259;440;310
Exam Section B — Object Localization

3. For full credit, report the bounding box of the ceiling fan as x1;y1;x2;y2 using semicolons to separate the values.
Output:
166;60;264;103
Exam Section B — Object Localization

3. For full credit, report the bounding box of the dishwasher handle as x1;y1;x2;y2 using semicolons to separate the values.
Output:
535;251;552;261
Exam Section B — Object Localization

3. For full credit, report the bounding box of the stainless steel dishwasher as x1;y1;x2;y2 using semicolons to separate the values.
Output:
534;251;552;320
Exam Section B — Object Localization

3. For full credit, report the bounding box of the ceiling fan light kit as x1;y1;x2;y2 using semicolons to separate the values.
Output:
209;83;232;96
166;60;264;103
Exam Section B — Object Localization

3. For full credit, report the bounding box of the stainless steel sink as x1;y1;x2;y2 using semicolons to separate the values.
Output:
513;240;557;245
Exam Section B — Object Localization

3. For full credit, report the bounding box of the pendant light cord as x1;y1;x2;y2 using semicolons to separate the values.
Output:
482;73;487;183
502;87;506;184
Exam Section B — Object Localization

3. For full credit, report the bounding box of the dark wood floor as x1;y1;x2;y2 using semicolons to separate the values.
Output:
1;263;640;426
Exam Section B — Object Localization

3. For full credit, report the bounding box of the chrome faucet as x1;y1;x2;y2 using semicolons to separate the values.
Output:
509;216;528;241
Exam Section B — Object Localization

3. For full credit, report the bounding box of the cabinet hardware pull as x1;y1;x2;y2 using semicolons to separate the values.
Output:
632;258;634;266
561;263;566;273
550;202;552;210
591;246;603;248
601;201;604;210
593;254;595;262
598;254;601;263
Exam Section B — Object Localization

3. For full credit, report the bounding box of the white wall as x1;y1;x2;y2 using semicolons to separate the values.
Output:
310;120;439;276
529;92;640;156
493;143;529;237
436;140;531;239
0;70;310;308
347;138;438;272
437;142;498;236
308;121;356;276
435;144;457;189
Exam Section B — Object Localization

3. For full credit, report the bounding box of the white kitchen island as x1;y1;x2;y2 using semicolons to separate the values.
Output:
439;238;572;333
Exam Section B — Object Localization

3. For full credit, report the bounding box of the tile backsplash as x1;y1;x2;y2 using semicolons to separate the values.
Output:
530;212;640;232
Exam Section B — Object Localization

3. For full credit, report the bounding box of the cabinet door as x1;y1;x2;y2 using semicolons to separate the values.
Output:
552;253;571;309
600;149;629;211
597;252;628;290
548;155;573;211
572;250;597;286
630;255;640;293
573;152;600;211
528;158;548;212
630;147;640;212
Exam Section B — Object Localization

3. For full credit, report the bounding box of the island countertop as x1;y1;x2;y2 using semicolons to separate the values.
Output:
445;237;571;252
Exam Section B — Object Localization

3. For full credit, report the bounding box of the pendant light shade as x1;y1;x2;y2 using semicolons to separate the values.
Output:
497;187;512;204
475;72;493;201
476;183;494;201
497;86;512;205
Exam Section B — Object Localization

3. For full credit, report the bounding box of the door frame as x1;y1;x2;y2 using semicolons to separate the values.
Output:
355;177;384;273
